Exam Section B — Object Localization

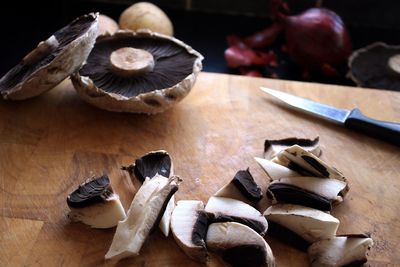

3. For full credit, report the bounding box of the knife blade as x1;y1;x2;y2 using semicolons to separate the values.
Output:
260;87;400;146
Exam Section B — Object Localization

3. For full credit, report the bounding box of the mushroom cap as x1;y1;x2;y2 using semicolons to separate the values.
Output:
98;14;119;36
0;13;98;100
264;136;321;159
348;42;400;90
255;157;300;181
71;30;203;114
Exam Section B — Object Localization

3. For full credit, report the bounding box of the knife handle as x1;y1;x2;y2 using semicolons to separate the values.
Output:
344;108;400;146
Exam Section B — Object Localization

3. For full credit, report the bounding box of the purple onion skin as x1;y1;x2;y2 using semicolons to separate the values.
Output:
284;8;352;70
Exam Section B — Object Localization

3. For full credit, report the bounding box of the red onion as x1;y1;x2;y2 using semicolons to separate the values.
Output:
281;7;352;71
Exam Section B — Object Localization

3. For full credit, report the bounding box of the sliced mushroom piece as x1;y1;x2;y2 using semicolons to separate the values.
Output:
125;150;173;183
0;13;98;100
214;168;262;205
273;145;347;183
255;157;300;180
105;174;181;261
205;196;268;236
170;200;208;262
67;175;126;229
264;204;340;250
122;150;174;237
267;177;349;211
206;222;276;267
71;29;204;114
308;234;373;267
264;136;321;159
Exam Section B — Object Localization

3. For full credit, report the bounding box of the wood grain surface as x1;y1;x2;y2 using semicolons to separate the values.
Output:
1;72;399;267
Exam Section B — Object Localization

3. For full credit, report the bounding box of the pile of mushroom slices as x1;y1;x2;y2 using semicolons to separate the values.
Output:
67;150;181;262
255;137;373;266
0;12;203;114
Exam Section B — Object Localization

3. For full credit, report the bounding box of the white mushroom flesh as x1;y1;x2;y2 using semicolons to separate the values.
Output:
264;204;340;243
255;157;300;180
205;196;268;236
68;194;126;228
170;200;208;262
308;235;373;267
105;174;180;261
273;145;347;182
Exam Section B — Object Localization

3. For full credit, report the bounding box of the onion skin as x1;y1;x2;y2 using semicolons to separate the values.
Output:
284;8;352;70
224;46;277;68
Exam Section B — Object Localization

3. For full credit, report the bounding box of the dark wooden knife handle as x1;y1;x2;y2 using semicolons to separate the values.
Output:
344;108;400;146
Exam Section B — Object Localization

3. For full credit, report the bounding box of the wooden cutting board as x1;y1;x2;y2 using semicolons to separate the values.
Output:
1;72;399;267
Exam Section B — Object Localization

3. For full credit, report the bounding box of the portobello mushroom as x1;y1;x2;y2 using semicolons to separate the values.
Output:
272;145;347;183
205;196;268;236
71;29;203;114
214;169;263;205
170;200;208;262
122;150;174;237
255;157;300;180
308;234;373;267
267;177;348;211
105;174;181;261
0;13;98;100
264;204;340;250
206;222;276;267
264;136;321;159
67;175;126;229
348;42;400;90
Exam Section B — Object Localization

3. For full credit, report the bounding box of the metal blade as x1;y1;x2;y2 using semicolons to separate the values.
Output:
260;87;350;124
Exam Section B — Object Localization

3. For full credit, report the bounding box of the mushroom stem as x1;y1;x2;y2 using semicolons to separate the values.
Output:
23;35;59;65
110;47;155;76
388;54;400;74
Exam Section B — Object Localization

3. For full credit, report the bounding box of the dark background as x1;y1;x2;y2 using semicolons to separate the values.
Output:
1;0;400;89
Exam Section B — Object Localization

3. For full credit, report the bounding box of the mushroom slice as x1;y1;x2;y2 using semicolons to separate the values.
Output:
348;42;400;90
264;204;339;250
308;234;373;267
206;222;276;267
127;150;173;183
67;175;126;229
71;29;204;114
205;196;268;236
122;150;174;237
255;157;300;180
264;136;321;159
105;175;181;261
214;168;263;205
267;177;348;211
273;145;347;183
0;13;98;100
170;200;208;262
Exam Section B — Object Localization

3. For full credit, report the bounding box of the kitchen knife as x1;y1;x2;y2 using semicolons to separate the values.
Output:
260;87;400;146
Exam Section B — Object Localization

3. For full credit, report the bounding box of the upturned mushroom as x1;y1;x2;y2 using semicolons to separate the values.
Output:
255;157;300;180
206;222;276;267
267;176;348;211
105;174;181;261
71;29;203;113
170;200;208;262
214;169;263;206
0;13;98;100
264;136;321;159
205;196;268;236
122;150;174;237
264;204;340;250
67;175;126;229
308;234;373;266
348;42;400;90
